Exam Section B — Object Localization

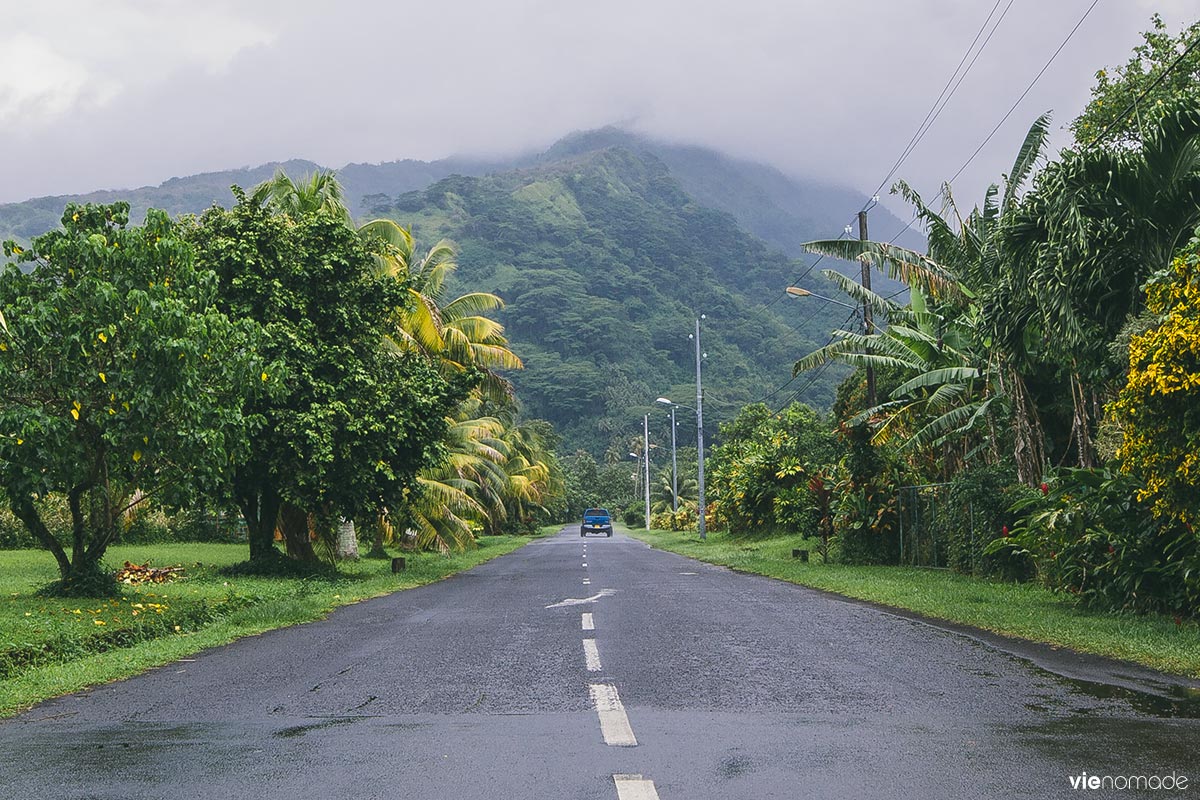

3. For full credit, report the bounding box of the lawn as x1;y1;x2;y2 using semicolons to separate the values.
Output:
628;527;1200;679
0;536;533;717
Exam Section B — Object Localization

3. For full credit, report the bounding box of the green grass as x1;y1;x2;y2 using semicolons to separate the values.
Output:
0;536;531;717
628;528;1200;679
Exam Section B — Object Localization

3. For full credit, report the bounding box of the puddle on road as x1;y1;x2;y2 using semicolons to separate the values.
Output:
274;717;362;738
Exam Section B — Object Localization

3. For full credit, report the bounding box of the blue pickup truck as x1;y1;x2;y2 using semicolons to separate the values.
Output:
580;508;613;537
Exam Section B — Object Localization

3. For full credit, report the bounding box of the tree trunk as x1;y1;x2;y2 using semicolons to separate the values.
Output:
240;484;282;562
367;511;389;558
336;519;359;561
11;496;71;579
279;502;318;562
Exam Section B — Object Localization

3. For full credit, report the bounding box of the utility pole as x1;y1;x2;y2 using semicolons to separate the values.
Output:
669;404;678;513
643;414;651;530
858;210;877;410
693;316;707;540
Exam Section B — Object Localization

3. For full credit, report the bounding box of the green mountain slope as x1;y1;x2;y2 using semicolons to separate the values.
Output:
0;129;898;453
372;146;848;454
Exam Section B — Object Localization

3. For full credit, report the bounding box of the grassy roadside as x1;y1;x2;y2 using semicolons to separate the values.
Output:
627;527;1200;679
0;535;533;717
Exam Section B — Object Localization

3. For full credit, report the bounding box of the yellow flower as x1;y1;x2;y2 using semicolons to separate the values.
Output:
132;450;142;462
70;409;79;420
97;332;108;343
93;619;106;626
99;372;107;383
261;371;269;382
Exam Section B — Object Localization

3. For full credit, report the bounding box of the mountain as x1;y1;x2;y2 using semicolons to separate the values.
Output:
0;129;916;454
371;146;851;454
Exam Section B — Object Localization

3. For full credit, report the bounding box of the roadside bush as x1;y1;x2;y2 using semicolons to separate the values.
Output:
835;424;903;564
994;466;1200;616
651;506;697;532
622;505;643;528
932;464;1033;579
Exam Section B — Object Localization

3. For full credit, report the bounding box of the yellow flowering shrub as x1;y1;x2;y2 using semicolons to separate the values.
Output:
1112;234;1200;523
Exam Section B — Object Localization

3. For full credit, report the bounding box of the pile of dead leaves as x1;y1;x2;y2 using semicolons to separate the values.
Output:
114;561;184;585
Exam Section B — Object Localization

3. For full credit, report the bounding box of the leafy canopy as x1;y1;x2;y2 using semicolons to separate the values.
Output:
0;203;263;589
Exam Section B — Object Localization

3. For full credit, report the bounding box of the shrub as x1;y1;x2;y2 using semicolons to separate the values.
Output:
835;424;903;564
622;505;643;528
1110;231;1200;525
995;466;1200;616
932;463;1032;579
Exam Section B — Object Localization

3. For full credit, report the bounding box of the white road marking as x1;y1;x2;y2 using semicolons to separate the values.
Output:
589;683;637;746
583;638;602;671
581;612;594;630
613;774;660;800
583;562;588;567
583;579;591;585
679;571;697;575
545;588;615;608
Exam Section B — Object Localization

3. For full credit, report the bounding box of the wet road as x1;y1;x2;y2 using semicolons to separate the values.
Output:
1;528;1197;799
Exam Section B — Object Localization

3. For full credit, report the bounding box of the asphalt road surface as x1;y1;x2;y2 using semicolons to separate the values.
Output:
2;528;1198;799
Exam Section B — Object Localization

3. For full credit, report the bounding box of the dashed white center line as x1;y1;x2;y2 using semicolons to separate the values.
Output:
589;683;637;746
583;638;602;671
581;612;594;630
613;774;660;800
583;562;588;567
583;579;591;585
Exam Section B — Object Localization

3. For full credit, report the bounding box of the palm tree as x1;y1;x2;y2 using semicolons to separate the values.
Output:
1000;106;1200;468
251;169;352;224
797;115;1052;482
359;219;522;402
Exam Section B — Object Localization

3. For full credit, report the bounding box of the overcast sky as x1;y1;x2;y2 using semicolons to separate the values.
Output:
2;0;1196;218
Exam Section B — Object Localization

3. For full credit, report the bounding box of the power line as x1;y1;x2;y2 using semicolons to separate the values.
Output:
886;0;1103;246
749;1;1099;416
864;0;1013;208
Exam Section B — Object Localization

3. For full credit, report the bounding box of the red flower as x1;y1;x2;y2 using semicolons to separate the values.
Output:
1001;525;1009;537
1040;482;1049;495
1107;544;1116;554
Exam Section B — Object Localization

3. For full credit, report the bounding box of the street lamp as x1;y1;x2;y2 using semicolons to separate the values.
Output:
787;286;875;408
785;286;861;311
655;398;680;513
642;414;651;530
679;313;708;540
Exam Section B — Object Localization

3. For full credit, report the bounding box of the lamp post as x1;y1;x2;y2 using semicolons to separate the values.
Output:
643;414;651;530
786;286;874;408
655;398;680;513
685;315;707;540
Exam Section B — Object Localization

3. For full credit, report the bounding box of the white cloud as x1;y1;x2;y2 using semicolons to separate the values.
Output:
0;0;1186;205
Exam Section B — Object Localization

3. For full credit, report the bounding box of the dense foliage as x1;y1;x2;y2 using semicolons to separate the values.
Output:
184;192;467;562
373;147;848;455
1111;234;1200;525
0;204;262;592
708;403;840;536
997;467;1199;615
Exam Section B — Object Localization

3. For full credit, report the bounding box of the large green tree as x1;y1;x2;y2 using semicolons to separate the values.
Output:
0;203;262;592
184;191;467;562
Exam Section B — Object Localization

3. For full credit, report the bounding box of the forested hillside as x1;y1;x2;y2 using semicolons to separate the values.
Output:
371;146;848;454
0;129;908;454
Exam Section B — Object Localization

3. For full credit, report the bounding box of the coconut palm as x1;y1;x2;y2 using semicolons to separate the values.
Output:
359;218;522;401
251;169;352;224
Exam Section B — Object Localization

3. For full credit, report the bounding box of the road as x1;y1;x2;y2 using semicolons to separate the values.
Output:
1;528;1197;799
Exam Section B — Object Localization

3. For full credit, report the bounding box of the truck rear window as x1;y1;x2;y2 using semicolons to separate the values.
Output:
585;508;609;516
